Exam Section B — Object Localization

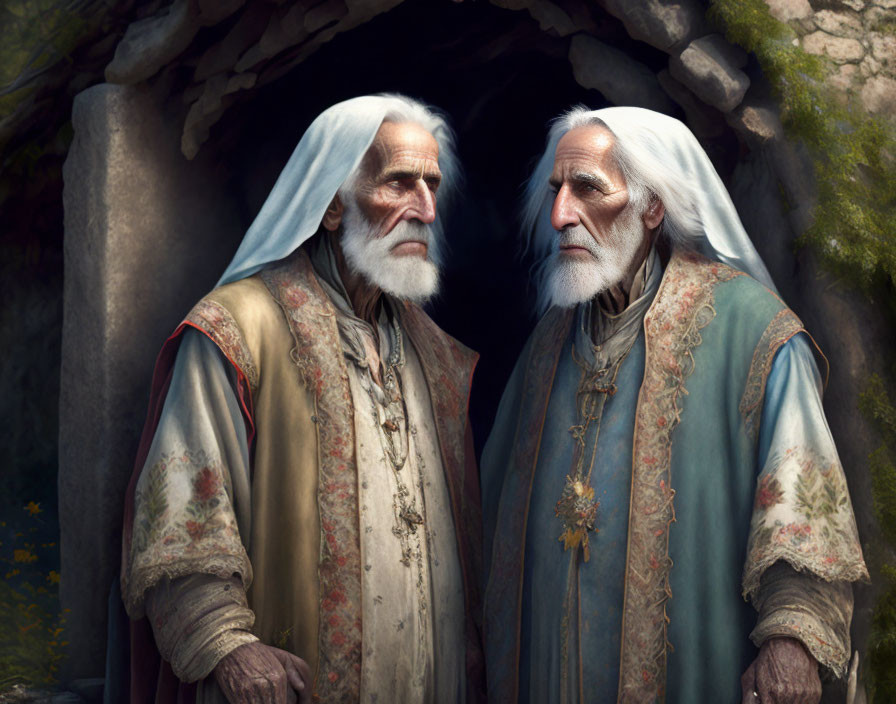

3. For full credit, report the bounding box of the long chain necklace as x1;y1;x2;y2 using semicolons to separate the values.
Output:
362;319;425;568
554;342;628;562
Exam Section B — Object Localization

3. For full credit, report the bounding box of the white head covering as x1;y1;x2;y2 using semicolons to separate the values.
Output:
521;105;776;293
217;94;457;286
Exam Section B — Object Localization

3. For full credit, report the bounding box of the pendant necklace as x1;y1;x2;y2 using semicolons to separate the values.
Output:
362;317;424;567
555;342;628;562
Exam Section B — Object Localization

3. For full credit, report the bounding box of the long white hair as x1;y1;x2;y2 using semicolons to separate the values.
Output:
217;93;460;286
521;105;775;310
338;93;461;268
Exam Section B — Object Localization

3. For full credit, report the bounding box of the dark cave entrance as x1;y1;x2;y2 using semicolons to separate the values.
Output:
206;0;680;449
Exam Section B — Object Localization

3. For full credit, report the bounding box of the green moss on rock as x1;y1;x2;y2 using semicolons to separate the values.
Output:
710;0;896;295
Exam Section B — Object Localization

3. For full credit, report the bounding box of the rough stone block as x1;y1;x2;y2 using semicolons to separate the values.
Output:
763;0;813;22
669;35;750;113
105;0;201;84
698;32;749;68
194;3;272;81
569;34;677;113
813;9;864;39
596;0;707;52
526;0;578;36
802;31;865;63
235;3;315;73
860;74;896;114
263;5;310;57
827;63;860;93
869;31;896;70
60;83;244;679
859;54;882;77
725;101;785;146
656;69;726;138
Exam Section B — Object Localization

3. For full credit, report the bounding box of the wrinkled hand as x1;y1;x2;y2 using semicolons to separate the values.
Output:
741;637;822;704
214;641;311;704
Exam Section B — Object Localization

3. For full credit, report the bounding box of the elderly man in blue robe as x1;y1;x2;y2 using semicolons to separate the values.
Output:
481;107;868;704
120;95;484;703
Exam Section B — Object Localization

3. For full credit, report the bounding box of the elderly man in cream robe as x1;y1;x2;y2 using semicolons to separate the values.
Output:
481;107;868;704
121;95;484;704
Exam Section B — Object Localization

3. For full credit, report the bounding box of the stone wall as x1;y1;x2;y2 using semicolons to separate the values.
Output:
767;0;896;115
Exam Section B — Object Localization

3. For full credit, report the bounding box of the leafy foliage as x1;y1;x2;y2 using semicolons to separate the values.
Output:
709;0;896;295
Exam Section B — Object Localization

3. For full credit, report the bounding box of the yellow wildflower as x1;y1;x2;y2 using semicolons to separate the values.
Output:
25;501;41;515
47;571;60;584
13;549;38;563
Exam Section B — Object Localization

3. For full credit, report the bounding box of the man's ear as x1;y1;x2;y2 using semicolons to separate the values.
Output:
643;196;665;230
322;195;344;232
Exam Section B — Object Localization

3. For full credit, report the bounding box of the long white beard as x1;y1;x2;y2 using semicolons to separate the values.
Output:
543;203;645;310
340;202;440;303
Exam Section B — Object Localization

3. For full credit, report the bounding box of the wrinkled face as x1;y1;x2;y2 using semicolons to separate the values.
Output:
354;121;442;255
544;125;648;308
340;122;443;302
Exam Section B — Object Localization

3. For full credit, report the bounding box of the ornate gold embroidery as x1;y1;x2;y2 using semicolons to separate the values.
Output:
261;254;363;702
618;251;741;703
186;299;259;392
739;309;805;442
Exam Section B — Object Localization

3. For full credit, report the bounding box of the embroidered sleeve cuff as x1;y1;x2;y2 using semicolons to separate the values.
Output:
750;561;853;678
145;573;258;683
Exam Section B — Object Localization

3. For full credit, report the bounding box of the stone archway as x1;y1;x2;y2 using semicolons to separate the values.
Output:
58;0;887;695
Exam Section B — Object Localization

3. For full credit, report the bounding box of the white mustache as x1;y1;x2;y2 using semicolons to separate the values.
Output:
379;220;433;249
557;225;599;257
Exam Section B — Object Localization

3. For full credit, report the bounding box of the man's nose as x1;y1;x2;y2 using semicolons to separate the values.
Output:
550;186;579;231
406;181;437;225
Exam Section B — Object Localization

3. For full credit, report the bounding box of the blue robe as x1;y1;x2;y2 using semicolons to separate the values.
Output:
482;251;867;703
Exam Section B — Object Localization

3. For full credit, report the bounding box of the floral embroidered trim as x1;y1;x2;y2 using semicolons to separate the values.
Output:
751;608;850;677
125;449;251;617
483;307;574;701
187;299;259;392
739;309;805;442
619;251;742;703
260;252;363;703
743;445;869;602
